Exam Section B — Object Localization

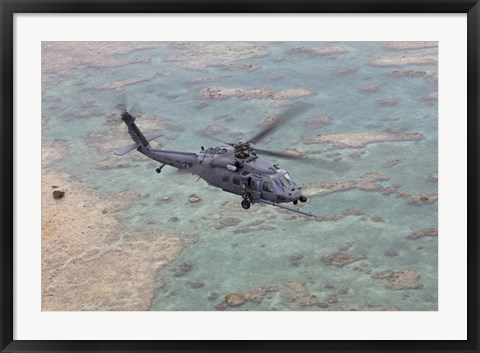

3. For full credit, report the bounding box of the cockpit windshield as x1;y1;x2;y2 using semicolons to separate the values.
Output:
276;170;294;189
284;172;293;183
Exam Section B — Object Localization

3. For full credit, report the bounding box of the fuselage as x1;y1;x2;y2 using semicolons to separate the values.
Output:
142;145;302;204
117;108;311;215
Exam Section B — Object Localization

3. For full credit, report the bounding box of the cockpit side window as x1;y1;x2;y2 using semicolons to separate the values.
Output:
274;179;283;190
263;181;274;192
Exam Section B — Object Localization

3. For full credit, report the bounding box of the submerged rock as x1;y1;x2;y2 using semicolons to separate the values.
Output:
384;125;409;134
376;98;399;106
383;159;401;168
423;91;438;103
383;185;400;196
321;252;366;267
305;131;423;148
359;83;380;93
407;193;438;205
335;66;358;75
173;262;193;277
165;42;269;71
370;54;437;67
203;123;228;135
289;45;347;56
305;116;333;130
372;269;423;290
383;41;438;51
338;243;352;251
391;70;428;78
208;292;219;301
408;228;438;239
188;281;205;289
216;285;278;309
384;248;399;257
243;286;278;304
215;217;241;230
225;293;245;307
198;87;314;101
289;254;304;267
214;301;228;310
52;190;65;199
303;172;391;197
327;295;338;304
261;116;279;127
189;194;202;203
284;281;319;307
343;208;364;216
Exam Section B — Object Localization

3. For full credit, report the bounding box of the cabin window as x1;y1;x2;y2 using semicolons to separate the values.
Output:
232;175;240;185
222;172;230;183
263;181;273;192
275;179;284;190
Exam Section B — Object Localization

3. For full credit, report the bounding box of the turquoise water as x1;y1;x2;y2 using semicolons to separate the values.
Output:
42;42;438;310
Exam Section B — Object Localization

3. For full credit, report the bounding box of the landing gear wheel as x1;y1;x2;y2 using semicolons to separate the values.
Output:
156;167;162;174
299;195;307;203
241;199;251;209
293;200;298;205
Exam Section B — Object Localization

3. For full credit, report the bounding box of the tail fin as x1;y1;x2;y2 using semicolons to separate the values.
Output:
121;111;150;147
115;111;162;156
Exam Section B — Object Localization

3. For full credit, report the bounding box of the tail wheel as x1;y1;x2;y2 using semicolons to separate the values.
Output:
156;164;166;174
241;199;251;209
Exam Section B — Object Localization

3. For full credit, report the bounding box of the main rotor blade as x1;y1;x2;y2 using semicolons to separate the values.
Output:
254;147;326;164
130;101;144;117
248;101;313;145
255;147;352;173
199;132;233;146
254;147;306;160
113;93;128;113
113;94;143;116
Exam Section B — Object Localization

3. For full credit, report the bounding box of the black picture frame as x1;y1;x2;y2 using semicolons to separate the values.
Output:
1;1;478;352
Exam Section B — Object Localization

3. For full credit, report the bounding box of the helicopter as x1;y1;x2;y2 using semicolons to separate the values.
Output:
114;102;316;217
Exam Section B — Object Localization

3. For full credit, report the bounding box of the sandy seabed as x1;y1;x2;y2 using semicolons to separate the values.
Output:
41;169;195;310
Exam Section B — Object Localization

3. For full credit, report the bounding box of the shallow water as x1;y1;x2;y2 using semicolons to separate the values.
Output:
42;41;438;310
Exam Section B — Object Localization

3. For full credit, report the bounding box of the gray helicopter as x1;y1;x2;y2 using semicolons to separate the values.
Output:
114;102;315;216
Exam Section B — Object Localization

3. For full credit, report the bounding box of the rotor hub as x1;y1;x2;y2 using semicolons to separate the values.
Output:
233;142;254;159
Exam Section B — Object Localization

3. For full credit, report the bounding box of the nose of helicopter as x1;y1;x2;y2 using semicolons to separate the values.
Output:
287;185;302;201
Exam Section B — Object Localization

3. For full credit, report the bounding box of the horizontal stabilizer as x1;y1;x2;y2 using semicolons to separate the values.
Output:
144;130;162;143
114;130;162;156
114;142;138;156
